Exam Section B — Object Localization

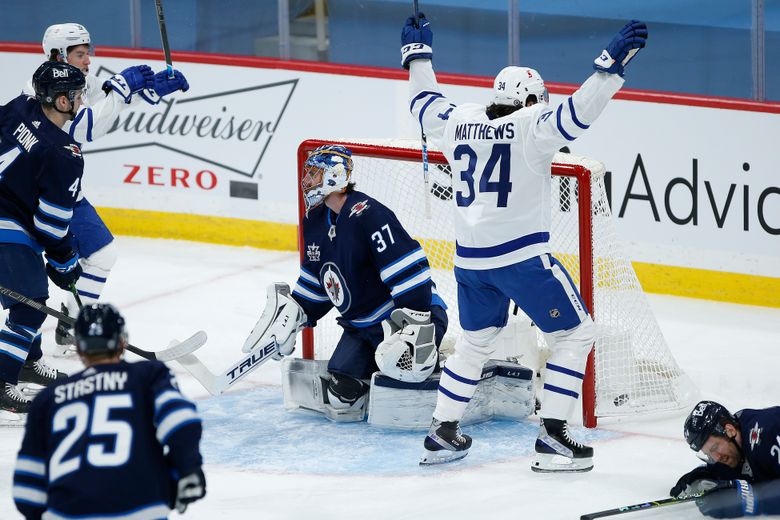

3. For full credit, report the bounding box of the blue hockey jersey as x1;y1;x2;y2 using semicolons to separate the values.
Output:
734;407;780;514
292;190;445;328
13;360;203;520
0;95;83;256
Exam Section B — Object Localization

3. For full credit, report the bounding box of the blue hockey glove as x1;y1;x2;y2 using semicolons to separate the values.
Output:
45;249;83;291
152;69;190;97
175;468;206;513
696;480;758;518
103;65;154;103
401;13;433;69
593;20;648;76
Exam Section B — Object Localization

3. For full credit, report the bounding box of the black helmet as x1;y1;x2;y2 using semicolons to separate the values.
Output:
32;61;86;106
684;400;736;452
74;304;127;356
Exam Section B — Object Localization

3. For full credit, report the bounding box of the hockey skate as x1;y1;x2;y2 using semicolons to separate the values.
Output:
19;358;67;388
420;419;472;465
531;418;593;473
0;382;31;414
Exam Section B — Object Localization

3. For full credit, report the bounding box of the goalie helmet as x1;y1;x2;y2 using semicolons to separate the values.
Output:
492;66;549;108
32;61;86;107
684;400;736;452
74;303;127;356
42;23;92;60
301;145;354;214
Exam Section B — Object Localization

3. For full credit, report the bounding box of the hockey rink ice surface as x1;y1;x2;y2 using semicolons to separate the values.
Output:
1;237;778;520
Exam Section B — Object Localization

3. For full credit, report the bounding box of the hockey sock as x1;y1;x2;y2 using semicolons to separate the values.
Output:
74;243;117;304
0;317;41;384
432;351;483;422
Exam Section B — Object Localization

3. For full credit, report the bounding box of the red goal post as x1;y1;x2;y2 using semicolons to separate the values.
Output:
296;138;697;427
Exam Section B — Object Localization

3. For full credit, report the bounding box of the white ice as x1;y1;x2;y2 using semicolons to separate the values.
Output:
1;237;779;520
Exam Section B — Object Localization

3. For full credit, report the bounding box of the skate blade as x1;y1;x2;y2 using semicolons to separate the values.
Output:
531;453;593;473
419;448;469;466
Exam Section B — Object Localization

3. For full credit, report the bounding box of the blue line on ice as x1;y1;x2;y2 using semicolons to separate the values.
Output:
198;387;622;475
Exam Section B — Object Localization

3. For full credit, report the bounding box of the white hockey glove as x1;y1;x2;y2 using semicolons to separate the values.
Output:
593;20;648;76
375;308;437;383
242;282;307;361
175;468;206;513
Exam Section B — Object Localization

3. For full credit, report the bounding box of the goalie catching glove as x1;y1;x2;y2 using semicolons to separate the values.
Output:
242;283;307;360
375;308;437;383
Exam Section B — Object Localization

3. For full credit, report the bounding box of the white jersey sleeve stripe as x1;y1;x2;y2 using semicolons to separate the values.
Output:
379;247;426;282
14;456;46;477
13;484;47;506
38;198;73;221
33;215;68;240
298;268;321;287
390;268;432;298
156;408;200;444
293;283;329;302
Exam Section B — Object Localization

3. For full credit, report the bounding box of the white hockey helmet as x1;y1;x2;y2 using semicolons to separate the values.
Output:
492;66;549;108
301;145;354;214
42;23;92;60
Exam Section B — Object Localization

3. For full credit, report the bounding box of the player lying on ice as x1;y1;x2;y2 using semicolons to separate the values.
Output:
401;13;648;470
669;400;780;517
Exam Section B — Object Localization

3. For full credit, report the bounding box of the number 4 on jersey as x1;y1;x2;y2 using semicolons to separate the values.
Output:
0;145;22;181
454;143;512;208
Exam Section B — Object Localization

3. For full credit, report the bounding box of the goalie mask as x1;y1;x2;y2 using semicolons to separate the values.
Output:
301;145;354;214
42;23;92;60
493;66;549;108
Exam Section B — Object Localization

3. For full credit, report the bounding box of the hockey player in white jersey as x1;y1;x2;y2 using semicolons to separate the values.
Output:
403;15;648;470
23;23;189;346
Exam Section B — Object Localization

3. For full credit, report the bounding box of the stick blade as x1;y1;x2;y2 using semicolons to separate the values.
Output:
156;331;208;361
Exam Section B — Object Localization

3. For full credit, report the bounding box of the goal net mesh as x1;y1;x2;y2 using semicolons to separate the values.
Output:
298;139;697;422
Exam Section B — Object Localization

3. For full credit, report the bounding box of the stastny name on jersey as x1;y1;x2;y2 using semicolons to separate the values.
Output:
54;371;129;403
454;121;515;141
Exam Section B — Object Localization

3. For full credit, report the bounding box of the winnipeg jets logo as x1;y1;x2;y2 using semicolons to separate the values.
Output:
749;422;762;450
349;200;370;218
63;144;82;158
320;262;351;311
307;243;320;262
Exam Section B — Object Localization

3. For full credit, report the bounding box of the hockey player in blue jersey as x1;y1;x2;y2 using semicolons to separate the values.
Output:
402;15;648;468
243;144;448;415
668;401;780;517
0;61;90;414
25;23;189;347
13;303;206;519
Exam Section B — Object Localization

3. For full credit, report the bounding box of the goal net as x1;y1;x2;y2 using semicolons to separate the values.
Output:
296;139;697;426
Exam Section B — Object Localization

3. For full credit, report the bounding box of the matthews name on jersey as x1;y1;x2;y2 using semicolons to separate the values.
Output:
408;60;624;270
0;95;83;254
292;190;445;328
13;360;202;519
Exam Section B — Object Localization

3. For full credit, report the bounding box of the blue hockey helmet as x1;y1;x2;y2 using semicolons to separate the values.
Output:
684;400;737;452
301;145;354;213
74;304;127;356
32;61;86;107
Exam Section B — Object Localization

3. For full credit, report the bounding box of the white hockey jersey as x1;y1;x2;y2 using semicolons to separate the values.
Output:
408;60;624;270
23;71;150;146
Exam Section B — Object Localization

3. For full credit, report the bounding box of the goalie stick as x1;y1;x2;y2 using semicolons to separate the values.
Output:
176;336;279;396
0;285;206;362
580;490;711;519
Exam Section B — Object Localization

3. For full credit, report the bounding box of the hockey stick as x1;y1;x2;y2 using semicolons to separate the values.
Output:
154;0;175;78
176;336;278;396
0;285;206;362
580;491;710;519
413;0;432;219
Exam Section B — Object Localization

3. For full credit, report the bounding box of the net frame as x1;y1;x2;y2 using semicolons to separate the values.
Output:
296;138;695;427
